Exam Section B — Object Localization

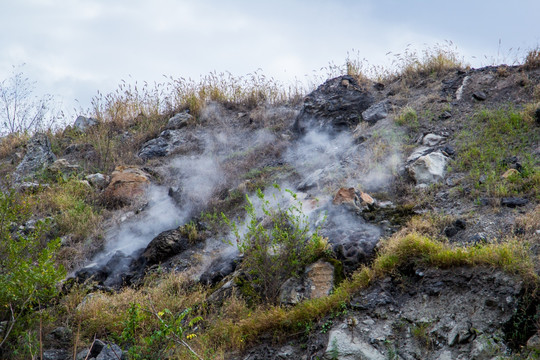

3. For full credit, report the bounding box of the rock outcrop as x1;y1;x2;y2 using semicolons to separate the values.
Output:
293;75;375;134
14;132;56;180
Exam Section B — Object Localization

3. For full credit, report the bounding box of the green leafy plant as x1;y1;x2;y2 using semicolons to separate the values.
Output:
0;191;65;353
223;185;327;303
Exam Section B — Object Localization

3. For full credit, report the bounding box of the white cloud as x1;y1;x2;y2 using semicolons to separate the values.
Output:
0;0;539;115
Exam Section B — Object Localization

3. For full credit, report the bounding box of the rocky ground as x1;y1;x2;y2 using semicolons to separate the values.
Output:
1;62;540;359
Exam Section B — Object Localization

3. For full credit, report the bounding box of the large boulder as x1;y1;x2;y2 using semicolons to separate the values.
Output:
102;166;150;206
138;129;185;160
14;132;56;179
293;75;375;134
141;226;191;266
408;150;448;184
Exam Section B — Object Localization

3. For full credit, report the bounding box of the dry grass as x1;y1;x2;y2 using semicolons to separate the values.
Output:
524;47;540;70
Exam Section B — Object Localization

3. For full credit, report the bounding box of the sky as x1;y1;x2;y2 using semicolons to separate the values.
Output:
1;0;539;120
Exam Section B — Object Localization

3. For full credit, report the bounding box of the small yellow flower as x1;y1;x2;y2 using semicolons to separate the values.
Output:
157;311;164;317
186;333;197;340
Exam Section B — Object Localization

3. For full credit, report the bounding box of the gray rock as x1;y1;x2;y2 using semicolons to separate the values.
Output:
86;173;109;189
422;134;445;146
42;349;69;360
46;326;72;344
408;151;448;184
407;146;433;163
73;115;98;132
361;100;388;123
48;158;80;174
293;75;375;134
472;91;487;101
324;327;385;360
75;349;90;360
90;339;123;360
15;132;56;179
527;333;540;350
500;197;528;208
166;112;193;130
138;129;185;159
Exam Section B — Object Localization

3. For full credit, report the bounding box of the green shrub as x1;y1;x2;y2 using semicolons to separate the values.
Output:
395;106;418;128
0;191;65;354
223;185;327;303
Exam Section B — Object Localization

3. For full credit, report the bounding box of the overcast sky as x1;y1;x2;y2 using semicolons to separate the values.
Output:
1;0;539;119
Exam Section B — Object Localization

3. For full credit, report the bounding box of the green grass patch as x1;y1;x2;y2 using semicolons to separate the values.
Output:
455;107;540;199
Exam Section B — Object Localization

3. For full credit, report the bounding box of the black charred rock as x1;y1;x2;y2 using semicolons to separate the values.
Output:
472;91;487;101
141;227;191;266
535;107;540;125
501;197;529;208
293;75;375;134
199;254;242;286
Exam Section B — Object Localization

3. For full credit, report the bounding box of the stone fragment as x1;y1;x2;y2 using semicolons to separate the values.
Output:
48;158;80;174
472;91;487;101
141;226;191;266
166;112;193;130
361;100;388;123
422;133;445;146
324;327;385;360
73;115;98;132
500;197;528;208
86;173;110;189
501;168;520;178
138;129;185;159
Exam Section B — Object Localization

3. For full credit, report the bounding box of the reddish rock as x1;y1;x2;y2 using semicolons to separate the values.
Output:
102;166;150;207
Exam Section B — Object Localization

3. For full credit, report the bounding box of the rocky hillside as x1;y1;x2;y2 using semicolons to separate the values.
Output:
0;51;540;360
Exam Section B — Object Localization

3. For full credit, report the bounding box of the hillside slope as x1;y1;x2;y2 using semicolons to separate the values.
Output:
0;55;539;359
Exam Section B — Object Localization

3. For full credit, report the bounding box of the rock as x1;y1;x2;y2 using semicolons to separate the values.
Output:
48;158;80;174
500;197;528;208
14;132;56;179
73;115;98;132
407;146;433;163
527;333;540;350
75;349;90;360
535;107;540;125
90;339;123;360
86;173;110;189
361;100;388;123
470;233;488;245
166;112;193;130
42;349;69;360
441;145;455;157
422;133;446;146
16;181;50;193
472;91;487;101
448;321;475;346
138;129;185;159
333;187;360;210
293;75;375;134
502;168;520;178
324;327;385;360
280;260;334;305
141;226;191;266
46;326;72;344
408;151;448;184
199;254;241;285
102;166;150;207
440;110;452;119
